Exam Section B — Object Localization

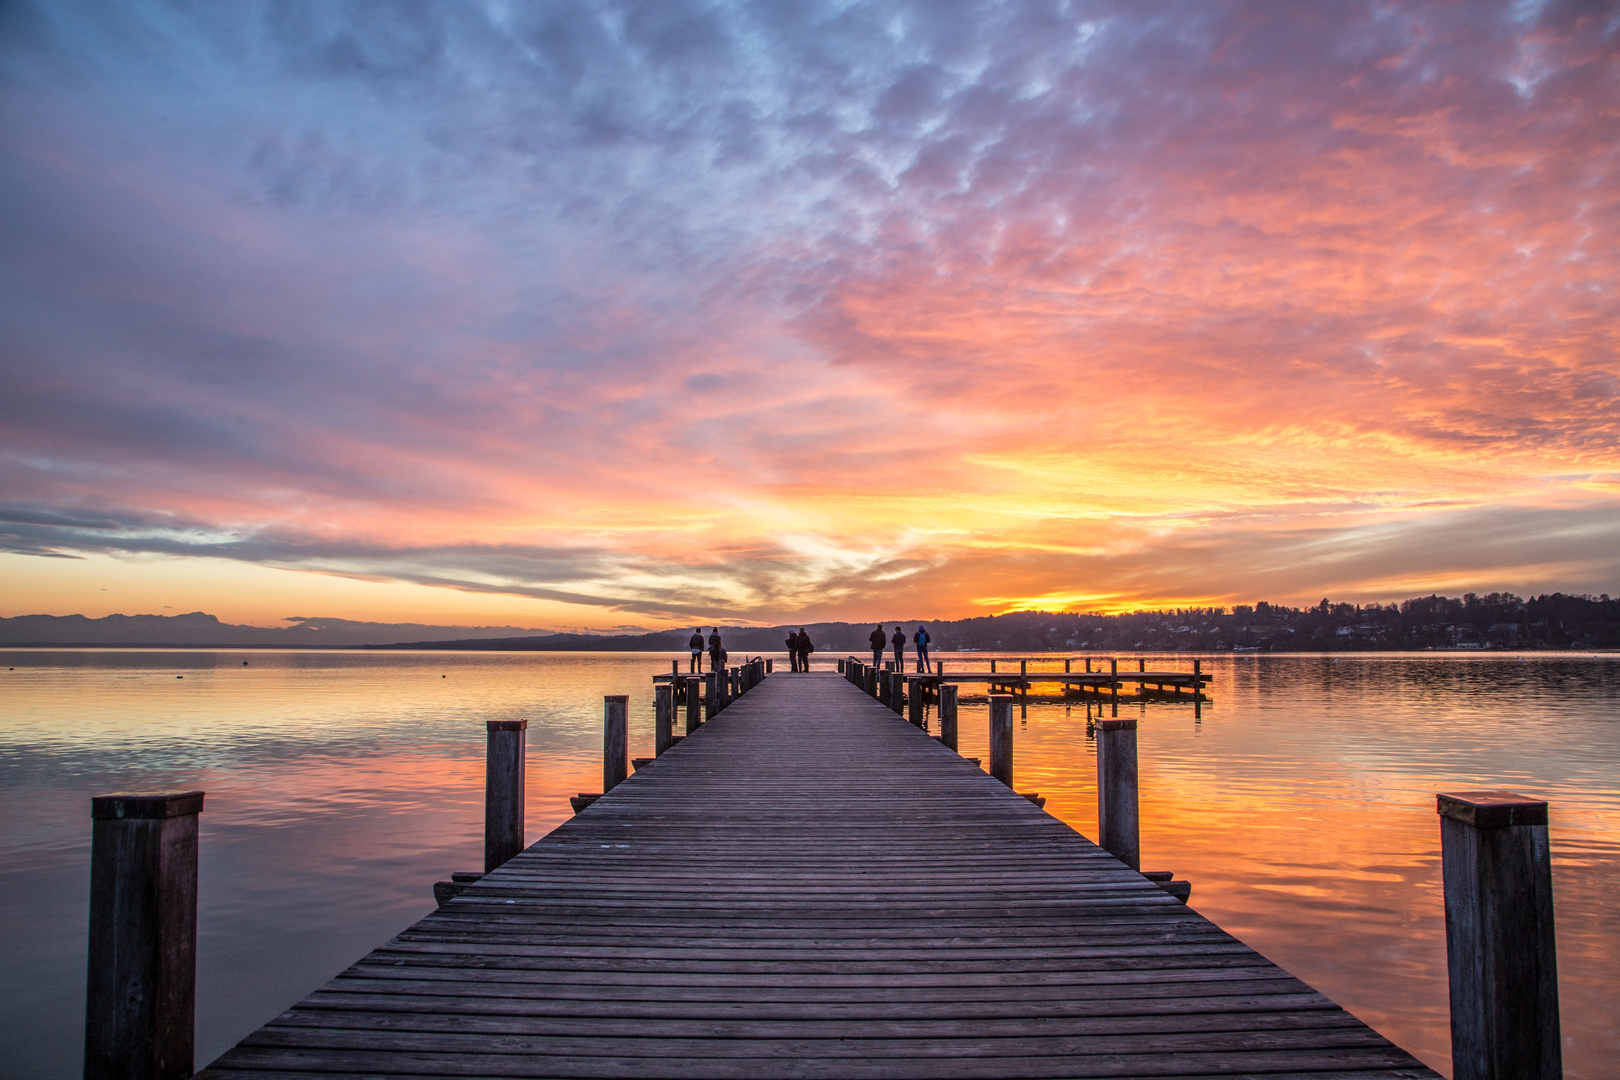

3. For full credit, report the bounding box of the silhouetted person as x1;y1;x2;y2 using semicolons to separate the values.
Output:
868;625;886;667
914;625;931;673
891;626;906;670
796;628;813;672
707;627;722;673
688;628;704;673
785;629;801;671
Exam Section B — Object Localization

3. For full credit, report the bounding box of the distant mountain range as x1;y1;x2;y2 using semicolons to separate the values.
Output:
0;612;561;648
5;592;1615;651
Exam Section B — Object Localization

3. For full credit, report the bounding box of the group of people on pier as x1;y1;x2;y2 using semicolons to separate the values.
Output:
689;624;931;675
869;625;932;673
687;628;728;673
784;628;815;671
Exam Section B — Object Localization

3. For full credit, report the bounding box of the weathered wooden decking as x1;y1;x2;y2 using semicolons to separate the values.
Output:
200;672;1438;1079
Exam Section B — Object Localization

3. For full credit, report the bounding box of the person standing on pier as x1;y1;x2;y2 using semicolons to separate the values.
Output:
796;628;814;672
868;625;887;668
707;628;723;673
891;626;906;671
688;628;705;673
914;625;931;673
785;629;801;671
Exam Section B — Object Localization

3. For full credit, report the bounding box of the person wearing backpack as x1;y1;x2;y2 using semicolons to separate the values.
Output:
688;628;704;673
707;628;723;673
785;629;801;671
868;625;886;668
913;625;931;673
796;628;814;672
891;626;906;671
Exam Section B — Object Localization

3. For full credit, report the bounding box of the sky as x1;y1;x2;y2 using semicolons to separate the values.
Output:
1;0;1617;631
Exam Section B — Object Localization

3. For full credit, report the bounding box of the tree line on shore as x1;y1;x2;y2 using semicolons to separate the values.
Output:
386;591;1620;653
5;592;1614;650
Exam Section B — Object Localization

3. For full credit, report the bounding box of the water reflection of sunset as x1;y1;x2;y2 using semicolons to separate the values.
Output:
3;650;1618;1077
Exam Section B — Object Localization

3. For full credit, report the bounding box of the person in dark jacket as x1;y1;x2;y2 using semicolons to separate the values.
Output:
688;628;704;673
868;625;886;667
707;628;722;673
913;625;931;673
785;630;801;671
891;626;906;670
796;628;813;672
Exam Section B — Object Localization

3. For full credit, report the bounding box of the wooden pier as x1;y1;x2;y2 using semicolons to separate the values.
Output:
197;671;1437;1079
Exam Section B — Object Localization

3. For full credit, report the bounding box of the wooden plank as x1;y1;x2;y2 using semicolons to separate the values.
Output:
198;673;1436;1079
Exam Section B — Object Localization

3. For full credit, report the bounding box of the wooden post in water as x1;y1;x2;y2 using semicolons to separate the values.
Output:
1110;658;1120;716
889;672;905;716
1020;659;1028;701
1193;658;1203;720
1097;717;1140;870
654;683;674;756
765;658;772;673
988;695;1014;788
907;678;924;727
939;683;959;751
1065;658;1072;673
603;696;628;793
484;720;526;871
1438;791;1561;1080
1139;658;1146;672
685;676;702;732
85;790;203;1080
704;672;718;720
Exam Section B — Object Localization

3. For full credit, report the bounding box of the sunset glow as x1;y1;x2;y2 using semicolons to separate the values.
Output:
2;2;1616;628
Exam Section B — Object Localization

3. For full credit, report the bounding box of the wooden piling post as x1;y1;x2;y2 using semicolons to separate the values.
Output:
484;720;527;871
1110;658;1119;716
1438;791;1561;1080
939;684;959;751
1097;717;1139;870
1139;658;1146;672
684;676;702;732
603;696;628;793
1193;658;1203;719
85;790;203;1080
654;683;674;756
1020;659;1028;701
1065;658;1072;673
889;672;905;716
988;695;1014;788
704;672;718;720
907;678;924;727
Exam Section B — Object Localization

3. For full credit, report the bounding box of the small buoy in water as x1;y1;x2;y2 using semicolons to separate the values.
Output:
442;674;447;678
177;675;183;679
243;661;249;666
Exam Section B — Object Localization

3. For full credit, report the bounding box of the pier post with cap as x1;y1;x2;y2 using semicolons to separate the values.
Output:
988;695;1014;788
1438;791;1560;1080
939;683;959;751
485;720;526;871
603;696;628;793
907;678;925;727
1110;658;1120;716
1097;717;1140;870
85;790;204;1080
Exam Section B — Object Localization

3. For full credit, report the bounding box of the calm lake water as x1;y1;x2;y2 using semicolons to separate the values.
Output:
1;649;1616;1078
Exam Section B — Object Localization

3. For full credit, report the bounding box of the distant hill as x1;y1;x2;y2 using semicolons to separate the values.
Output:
5;593;1615;651
0;612;560;648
